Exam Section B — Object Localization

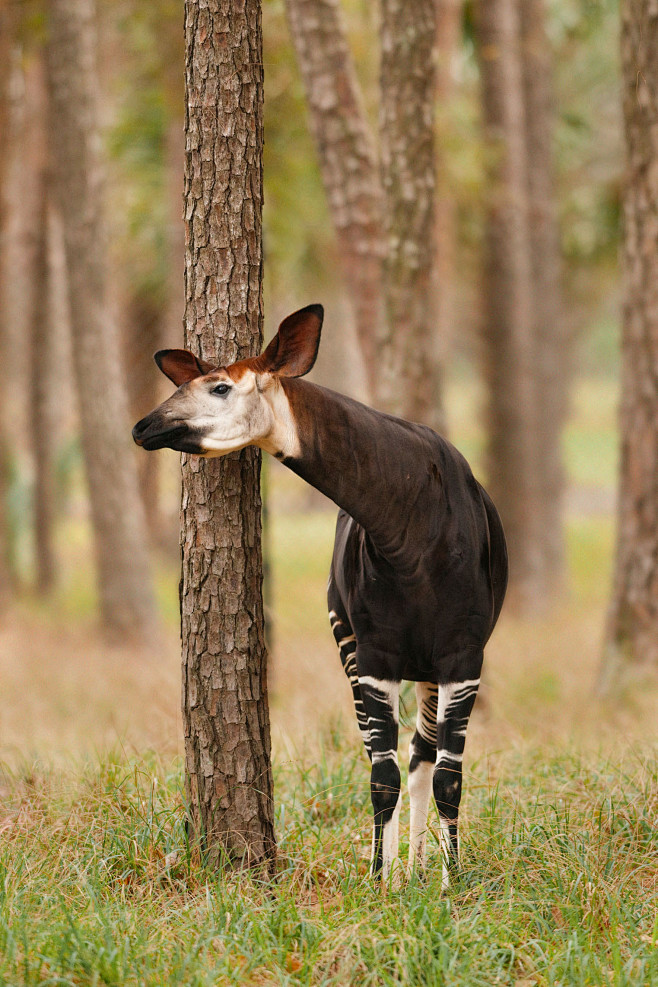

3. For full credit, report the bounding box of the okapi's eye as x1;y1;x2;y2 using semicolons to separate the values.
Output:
212;383;231;397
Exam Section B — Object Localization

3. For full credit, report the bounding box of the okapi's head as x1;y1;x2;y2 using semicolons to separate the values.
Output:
132;304;323;458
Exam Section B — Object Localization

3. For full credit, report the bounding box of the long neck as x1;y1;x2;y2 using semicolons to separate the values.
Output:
274;378;441;556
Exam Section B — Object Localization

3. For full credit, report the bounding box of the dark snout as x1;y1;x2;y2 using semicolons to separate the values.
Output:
132;412;206;454
132;414;153;446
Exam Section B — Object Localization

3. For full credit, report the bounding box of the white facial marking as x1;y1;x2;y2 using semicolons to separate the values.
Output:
154;370;302;460
150;369;271;457
257;379;302;460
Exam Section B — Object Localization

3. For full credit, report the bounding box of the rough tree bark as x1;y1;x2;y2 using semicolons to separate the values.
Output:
379;0;442;431
282;0;383;395
182;0;275;869
601;0;658;680
475;0;539;609
47;0;157;640
520;0;567;600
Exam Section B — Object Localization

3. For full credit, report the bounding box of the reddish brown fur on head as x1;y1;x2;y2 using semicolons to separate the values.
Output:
132;304;324;457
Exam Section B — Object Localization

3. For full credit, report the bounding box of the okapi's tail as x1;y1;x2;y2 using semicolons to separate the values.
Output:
479;484;509;634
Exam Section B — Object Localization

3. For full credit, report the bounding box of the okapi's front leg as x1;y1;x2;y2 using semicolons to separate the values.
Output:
358;675;400;881
408;681;438;874
434;659;482;889
328;607;372;758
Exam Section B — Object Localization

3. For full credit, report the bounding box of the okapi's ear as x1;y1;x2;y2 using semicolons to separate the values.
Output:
154;349;216;387
257;304;324;378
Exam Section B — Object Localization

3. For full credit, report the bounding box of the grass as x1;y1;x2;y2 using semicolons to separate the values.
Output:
1;371;657;983
1;741;656;986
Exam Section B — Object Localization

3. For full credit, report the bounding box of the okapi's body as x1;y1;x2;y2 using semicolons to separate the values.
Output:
133;305;508;885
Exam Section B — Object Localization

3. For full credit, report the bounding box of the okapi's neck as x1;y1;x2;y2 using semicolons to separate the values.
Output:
272;378;439;557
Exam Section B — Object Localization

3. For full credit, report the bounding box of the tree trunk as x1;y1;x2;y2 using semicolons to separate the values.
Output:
182;0;275;869
435;0;462;368
0;0;17;609
282;0;383;397
475;0;539;609
520;0;566;600
26;55;57;594
31;193;58;594
379;0;442;431
123;290;164;543
46;0;157;641
601;0;658;680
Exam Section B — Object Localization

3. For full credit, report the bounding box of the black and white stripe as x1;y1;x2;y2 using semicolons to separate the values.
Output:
329;609;371;756
433;675;482;886
358;676;401;880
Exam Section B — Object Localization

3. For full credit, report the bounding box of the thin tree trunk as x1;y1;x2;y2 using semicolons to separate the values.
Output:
601;0;658;682
26;54;57;594
520;0;566;600
0;0;17;609
283;0;383;397
123;290;164;542
475;0;538;609
163;117;185;349
46;0;157;641
379;0;442;431
435;0;462;366
31;193;57;594
182;0;275;869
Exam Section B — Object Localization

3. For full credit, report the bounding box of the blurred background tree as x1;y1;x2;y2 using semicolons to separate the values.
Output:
475;0;537;611
601;0;658;683
0;0;19;609
46;0;156;642
283;0;383;399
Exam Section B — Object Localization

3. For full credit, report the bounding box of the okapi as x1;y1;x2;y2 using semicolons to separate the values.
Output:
132;304;508;885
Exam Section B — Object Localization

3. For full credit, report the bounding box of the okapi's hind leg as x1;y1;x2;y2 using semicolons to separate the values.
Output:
408;682;438;875
434;654;483;890
328;606;371;759
358;675;401;882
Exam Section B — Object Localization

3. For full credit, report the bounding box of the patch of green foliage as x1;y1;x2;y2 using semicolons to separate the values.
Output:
1;741;656;986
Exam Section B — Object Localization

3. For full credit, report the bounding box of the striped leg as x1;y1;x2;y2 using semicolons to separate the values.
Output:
359;676;401;881
434;669;482;890
408;682;438;874
329;609;371;758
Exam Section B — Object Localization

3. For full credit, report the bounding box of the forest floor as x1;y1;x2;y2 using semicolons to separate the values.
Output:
1;375;657;984
0;737;656;985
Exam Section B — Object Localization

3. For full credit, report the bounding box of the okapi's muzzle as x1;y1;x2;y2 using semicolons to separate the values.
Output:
132;413;206;454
